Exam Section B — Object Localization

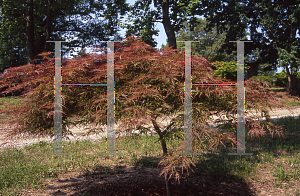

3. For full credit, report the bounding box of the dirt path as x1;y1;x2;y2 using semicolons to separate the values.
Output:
246;105;300;121
1;106;300;149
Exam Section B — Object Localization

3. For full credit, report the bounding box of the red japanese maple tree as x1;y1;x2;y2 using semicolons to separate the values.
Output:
0;36;286;195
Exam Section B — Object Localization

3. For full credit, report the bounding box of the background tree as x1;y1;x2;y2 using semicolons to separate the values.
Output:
0;0;129;72
194;0;300;96
0;0;28;69
123;0;205;49
26;0;34;64
175;18;229;60
121;1;160;47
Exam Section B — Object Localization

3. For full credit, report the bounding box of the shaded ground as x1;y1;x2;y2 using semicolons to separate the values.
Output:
21;167;256;196
19;155;300;196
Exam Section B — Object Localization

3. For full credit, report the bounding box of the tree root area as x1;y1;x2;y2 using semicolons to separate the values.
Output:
23;167;256;196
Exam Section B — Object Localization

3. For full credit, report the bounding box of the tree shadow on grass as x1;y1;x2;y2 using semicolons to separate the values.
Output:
39;156;256;196
246;116;300;157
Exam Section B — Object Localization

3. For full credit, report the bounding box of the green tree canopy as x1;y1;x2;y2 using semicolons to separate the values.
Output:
193;0;300;95
0;0;129;71
175;17;231;61
122;0;207;49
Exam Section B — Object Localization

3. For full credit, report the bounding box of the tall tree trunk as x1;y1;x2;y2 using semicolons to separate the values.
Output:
285;64;298;96
44;0;52;52
161;0;176;49
9;50;16;68
285;64;291;89
245;62;258;80
26;0;35;64
286;5;299;96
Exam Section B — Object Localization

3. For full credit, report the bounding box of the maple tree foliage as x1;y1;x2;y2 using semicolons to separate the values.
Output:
0;36;286;184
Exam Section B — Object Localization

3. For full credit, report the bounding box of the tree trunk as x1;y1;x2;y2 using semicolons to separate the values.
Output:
285;64;298;96
159;135;171;196
151;114;172;196
165;173;172;196
151;115;168;156
245;62;258;80
160;137;168;155
285;5;299;96
44;0;53;52
26;0;35;64
9;50;16;68
161;0;176;49
159;134;171;196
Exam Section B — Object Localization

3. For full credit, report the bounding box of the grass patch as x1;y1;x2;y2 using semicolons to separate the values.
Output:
1;115;300;195
0;95;25;124
0;96;23;111
269;87;286;91
0;134;180;195
282;98;300;107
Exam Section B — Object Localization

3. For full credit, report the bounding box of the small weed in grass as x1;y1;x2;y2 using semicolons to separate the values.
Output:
92;164;111;174
273;163;291;185
135;156;160;168
0;148;52;195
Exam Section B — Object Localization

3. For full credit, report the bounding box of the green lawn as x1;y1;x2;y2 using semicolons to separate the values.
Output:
0;114;300;195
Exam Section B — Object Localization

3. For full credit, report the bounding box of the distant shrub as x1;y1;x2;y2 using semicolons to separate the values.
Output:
250;75;276;87
211;61;250;81
274;70;288;87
